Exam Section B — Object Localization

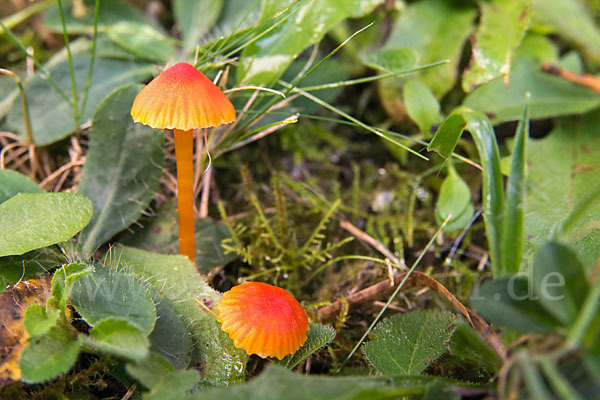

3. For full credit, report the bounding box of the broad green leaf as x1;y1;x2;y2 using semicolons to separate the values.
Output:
361;48;418;73
363;312;453;375
279;323;335;369
502;101;529;275
77;85;165;259
0;170;43;204
174;0;223;50
448;319;503;372
143;370;200;400
427;113;466;159
469;276;562;334
238;0;381;86
403;79;440;137
119;201;236;272
533;0;600;63
19;326;81;383
524;111;600;268
531;242;590;326
126;352;173;390
383;0;476;98
83;318;149;361
464;58;600;123
191;365;470;400
106;22;175;64
7;56;154;146
43;0;151;33
23;304;59;338
462;0;532;91
461;111;505;277
149;298;192;369
111;246;248;384
69;266;156;335
435;166;474;232
0;193;92;257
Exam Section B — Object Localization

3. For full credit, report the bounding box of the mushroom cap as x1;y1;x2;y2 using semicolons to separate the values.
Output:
130;62;235;130
217;282;309;360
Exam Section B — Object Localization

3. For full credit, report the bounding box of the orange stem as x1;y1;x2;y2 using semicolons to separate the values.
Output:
173;129;195;263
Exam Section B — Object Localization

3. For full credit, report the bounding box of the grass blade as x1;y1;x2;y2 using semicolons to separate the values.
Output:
502;96;530;274
461;110;505;277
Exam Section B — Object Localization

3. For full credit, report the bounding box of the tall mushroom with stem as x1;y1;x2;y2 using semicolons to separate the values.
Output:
131;63;235;263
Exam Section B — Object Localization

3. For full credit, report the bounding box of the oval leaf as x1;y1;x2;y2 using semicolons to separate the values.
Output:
77;84;165;259
0;193;92;257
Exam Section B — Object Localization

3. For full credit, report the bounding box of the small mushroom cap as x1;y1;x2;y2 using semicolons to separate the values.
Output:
131;62;235;130
217;282;309;360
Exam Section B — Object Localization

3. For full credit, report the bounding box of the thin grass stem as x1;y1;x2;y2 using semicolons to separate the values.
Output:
57;0;80;129
79;0;99;118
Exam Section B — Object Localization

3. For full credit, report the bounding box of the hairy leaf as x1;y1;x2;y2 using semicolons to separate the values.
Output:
111;247;248;384
69;266;156;335
77;84;164;259
363;312;454;375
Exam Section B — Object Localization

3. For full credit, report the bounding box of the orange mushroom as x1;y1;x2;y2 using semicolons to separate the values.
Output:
217;282;309;359
131;63;235;263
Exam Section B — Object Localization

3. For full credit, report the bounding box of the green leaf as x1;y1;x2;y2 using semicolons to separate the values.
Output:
524;111;600;268
460;111;505;277
533;0;600;63
174;0;223;50
69;266;156;335
383;0;476;98
77;84;165;259
6;56;154;146
279;323;335;369
363;312;454;375
51;263;93;309
449;319;503;372
462;0;532;91
106;22;175;64
238;0;381;86
463;58;600;123
143;370;200;400
501;100;529;275
531;242;590;326
149;298;192;369
403;79;440;137
119;201;236;272
190;365;471;400
19;326;81;383
427;113;467;159
111;246;248;385
469;276;562;334
435;166;475;232
0;169;43;204
23;304;59;338
83;318;149;361
361;48;418;73
0;193;92;257
126;352;173;390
